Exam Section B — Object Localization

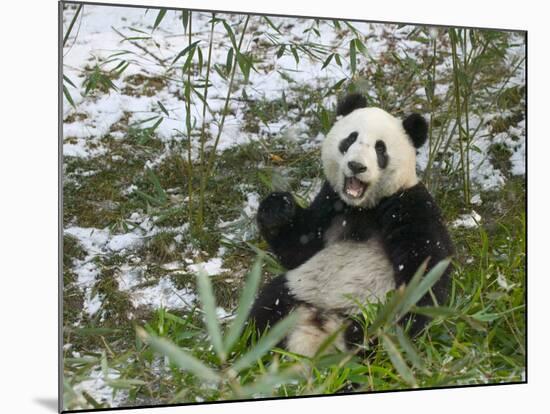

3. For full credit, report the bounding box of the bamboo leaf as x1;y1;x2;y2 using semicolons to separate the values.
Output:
409;305;456;318
345;21;359;35
63;4;83;47
130;115;159;126
367;287;406;335
395;325;430;375
231;312;298;373
276;45;286;59
471;305;524;322
137;328;220;382
291;46;299;65
224;47;234;76
321;53;334;70
236;52;252;81
181;49;196;74
71;327;120;336
63;74;77;88
197;46;203;74
81;391;102;409
222;20;237;50
152;8;167;31
324;78;347;97
397;258;452;319
313;323;347;359
196;270;226;361
224;255;264;353
263;16;282;34
106;378;147;389
235;369;300;398
63;85;76;108
349;39;357;74
146;168;166;202
381;333;418;387
111;60;129;75
157;100;169;116
100;351;108;378
123;36;150;42
127;27;149;35
172;40;200;64
181;10;189;31
134;190;162;206
149;117;163;133
355;38;369;56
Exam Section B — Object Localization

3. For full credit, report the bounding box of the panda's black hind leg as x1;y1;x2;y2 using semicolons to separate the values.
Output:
344;318;378;360
249;274;298;335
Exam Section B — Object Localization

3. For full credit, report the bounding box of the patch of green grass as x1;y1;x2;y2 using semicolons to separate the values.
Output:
122;74;166;97
155;153;189;191
82;64;119;96
63;236;86;327
64;112;89;123
63;133;169;229
490;111;525;135
488;143;513;177
143;232;180;264
64;163;125;228
91;258;135;325
242;96;290;133
497;85;526;111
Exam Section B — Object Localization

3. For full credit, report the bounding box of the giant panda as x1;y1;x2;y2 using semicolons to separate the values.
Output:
249;93;454;357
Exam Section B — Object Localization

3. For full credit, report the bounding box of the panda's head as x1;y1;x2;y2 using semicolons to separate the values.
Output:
322;94;428;208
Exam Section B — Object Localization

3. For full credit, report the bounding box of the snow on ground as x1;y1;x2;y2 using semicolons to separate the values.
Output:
452;210;482;229
188;257;227;276
65;217;217;319
72;367;128;408
129;276;196;309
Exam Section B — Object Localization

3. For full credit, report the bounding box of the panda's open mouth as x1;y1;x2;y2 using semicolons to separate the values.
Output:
344;176;368;199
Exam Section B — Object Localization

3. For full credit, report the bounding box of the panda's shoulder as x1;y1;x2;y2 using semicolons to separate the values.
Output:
376;182;443;222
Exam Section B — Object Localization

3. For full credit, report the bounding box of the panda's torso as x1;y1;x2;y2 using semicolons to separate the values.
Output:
287;210;396;314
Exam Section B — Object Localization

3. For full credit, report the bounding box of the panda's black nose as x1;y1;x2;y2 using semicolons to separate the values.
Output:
348;161;367;174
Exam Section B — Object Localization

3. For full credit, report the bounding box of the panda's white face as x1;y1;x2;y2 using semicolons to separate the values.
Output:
322;107;419;208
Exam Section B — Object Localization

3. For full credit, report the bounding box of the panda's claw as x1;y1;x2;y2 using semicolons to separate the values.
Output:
257;191;297;234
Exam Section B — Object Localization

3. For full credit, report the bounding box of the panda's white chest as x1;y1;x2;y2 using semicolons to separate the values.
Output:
286;230;396;312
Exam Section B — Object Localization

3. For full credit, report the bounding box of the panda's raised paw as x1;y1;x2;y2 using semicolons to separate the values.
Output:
257;192;297;234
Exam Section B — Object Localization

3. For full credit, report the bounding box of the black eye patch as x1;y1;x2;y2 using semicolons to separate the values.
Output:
375;140;388;169
339;132;358;154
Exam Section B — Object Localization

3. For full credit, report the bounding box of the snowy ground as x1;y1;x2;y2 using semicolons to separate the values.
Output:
62;3;525;409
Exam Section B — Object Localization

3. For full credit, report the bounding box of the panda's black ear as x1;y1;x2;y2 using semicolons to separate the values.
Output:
336;93;367;117
403;113;428;148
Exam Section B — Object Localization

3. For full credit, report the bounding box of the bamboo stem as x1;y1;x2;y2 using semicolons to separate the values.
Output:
197;14;217;227
184;12;194;225
199;16;251;209
424;33;438;188
450;29;469;206
463;29;471;205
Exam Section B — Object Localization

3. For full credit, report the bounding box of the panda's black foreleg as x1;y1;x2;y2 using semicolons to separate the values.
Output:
249;274;297;335
257;182;340;270
257;192;325;270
